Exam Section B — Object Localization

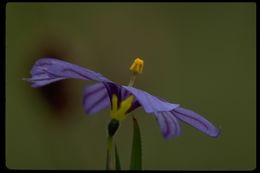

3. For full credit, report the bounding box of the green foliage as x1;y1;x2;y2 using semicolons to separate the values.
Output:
130;117;142;170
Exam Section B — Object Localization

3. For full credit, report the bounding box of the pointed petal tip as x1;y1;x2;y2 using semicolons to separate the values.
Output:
199;120;221;138
162;126;182;140
172;107;221;138
209;128;221;138
83;109;95;116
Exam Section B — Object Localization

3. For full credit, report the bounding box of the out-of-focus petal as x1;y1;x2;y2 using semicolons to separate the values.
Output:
25;58;112;87
83;83;110;115
123;86;179;113
171;107;220;137
154;111;181;139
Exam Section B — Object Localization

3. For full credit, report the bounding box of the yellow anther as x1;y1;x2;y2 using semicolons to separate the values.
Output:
129;57;144;74
111;94;134;121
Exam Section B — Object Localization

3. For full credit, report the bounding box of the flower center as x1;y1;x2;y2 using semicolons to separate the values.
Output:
110;94;134;121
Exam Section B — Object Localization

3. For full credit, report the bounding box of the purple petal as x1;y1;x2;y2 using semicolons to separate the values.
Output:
26;58;112;87
154;111;181;139
83;83;110;115
171;107;220;137
102;83;179;113
123;86;179;113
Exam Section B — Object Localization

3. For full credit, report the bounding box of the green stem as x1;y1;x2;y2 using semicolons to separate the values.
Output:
106;136;113;170
128;73;137;87
115;143;121;170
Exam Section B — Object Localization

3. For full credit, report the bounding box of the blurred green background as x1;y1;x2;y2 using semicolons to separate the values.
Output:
6;3;256;170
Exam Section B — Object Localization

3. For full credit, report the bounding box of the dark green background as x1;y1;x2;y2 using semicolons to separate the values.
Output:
6;3;256;170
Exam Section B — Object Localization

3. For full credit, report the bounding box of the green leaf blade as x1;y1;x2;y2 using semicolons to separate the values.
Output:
130;117;142;170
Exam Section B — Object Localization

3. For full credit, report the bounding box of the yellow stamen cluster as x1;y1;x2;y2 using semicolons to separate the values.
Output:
111;94;134;121
129;57;144;74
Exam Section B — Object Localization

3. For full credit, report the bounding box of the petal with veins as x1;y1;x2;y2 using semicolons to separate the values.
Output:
26;58;112;87
83;83;110;115
171;107;220;137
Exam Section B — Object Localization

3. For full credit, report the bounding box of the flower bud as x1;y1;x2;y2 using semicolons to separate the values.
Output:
108;119;120;137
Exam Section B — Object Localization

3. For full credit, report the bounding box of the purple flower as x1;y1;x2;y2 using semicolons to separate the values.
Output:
25;58;220;139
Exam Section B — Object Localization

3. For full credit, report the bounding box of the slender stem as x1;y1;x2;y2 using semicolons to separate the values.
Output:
128;73;136;87
106;136;113;170
115;143;121;170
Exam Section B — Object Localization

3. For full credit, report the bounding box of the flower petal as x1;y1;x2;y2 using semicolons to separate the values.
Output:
123;86;179;113
154;111;181;139
83;83;110;115
171;107;220;137
25;58;112;87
